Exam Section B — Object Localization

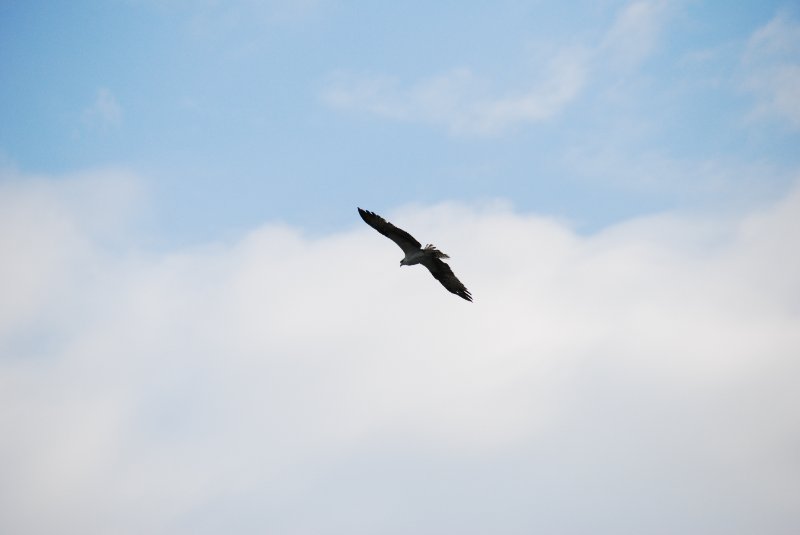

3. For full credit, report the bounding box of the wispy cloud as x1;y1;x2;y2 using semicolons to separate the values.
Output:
324;47;588;136
322;1;673;136
1;168;799;533
82;88;123;130
599;0;671;71
742;13;800;128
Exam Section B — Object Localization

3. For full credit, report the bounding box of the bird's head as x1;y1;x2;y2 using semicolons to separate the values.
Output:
399;258;407;267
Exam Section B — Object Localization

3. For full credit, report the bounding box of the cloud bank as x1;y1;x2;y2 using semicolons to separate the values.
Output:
1;169;799;534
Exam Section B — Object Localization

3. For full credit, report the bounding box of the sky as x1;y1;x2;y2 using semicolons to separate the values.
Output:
1;1;799;533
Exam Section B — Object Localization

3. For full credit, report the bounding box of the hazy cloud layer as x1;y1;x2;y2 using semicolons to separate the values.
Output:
130;0;325;41
1;169;799;534
743;13;800;127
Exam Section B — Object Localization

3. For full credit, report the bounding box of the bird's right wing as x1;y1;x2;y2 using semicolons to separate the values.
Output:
420;256;473;302
358;208;421;255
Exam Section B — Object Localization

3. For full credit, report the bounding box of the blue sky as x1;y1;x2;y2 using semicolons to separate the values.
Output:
2;2;800;534
2;0;798;243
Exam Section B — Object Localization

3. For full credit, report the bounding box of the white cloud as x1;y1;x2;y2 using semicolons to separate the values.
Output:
0;168;142;342
742;13;800;128
1;169;799;533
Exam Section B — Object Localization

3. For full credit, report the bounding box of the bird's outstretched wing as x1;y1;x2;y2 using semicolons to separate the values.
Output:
419;256;473;302
358;208;421;256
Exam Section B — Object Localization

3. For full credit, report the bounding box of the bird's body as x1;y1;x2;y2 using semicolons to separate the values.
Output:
400;244;446;266
400;249;425;266
358;208;472;302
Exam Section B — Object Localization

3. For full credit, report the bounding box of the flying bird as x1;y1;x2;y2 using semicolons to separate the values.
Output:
358;207;472;302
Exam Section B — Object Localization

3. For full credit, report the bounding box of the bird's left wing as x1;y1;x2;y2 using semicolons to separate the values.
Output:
358;208;421;256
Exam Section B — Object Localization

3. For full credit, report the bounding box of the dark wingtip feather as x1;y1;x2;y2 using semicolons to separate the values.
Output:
357;207;376;224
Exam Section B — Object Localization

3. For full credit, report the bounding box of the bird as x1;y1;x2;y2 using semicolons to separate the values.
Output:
358;207;472;302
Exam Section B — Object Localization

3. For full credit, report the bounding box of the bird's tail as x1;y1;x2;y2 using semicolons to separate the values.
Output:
424;244;450;259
